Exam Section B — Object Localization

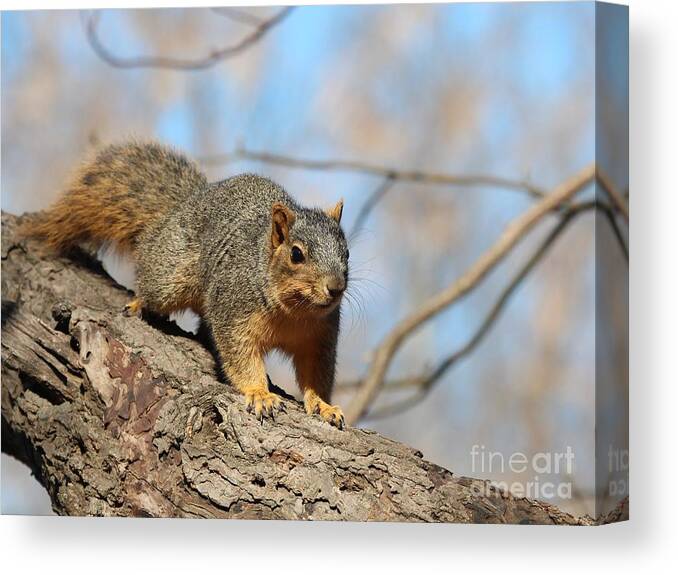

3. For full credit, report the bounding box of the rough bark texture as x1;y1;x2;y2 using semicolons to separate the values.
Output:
1;212;625;524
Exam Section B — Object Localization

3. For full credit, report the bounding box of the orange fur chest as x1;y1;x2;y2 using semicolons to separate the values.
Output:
253;309;331;356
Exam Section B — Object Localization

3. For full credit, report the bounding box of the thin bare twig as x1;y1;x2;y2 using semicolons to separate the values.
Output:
349;177;396;237
601;205;629;260
83;7;295;70
596;168;629;223
200;147;548;200
343;164;597;425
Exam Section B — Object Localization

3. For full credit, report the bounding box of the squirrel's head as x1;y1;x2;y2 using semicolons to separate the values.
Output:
268;200;349;317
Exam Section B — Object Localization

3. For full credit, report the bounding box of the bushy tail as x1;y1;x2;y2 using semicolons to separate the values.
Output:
22;141;207;254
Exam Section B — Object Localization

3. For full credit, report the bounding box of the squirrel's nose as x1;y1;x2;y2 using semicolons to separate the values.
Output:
324;276;346;299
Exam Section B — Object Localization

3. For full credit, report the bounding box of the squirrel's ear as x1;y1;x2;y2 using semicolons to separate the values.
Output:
271;203;296;248
325;199;344;224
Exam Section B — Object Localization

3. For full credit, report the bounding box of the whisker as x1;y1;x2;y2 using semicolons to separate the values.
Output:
342;293;362;334
343;288;368;333
349;276;389;293
347;280;388;311
348;256;378;271
347;226;375;247
342;293;359;333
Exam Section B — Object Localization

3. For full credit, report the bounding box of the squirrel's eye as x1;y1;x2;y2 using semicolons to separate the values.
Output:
290;246;305;264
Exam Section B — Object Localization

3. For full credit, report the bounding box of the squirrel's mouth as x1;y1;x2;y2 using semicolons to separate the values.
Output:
278;285;343;316
317;288;345;308
315;292;345;313
297;294;342;315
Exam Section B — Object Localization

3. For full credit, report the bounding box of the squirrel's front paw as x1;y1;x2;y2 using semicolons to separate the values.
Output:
243;387;283;421
305;396;345;429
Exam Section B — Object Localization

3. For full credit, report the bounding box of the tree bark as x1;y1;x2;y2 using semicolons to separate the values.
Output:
1;212;623;523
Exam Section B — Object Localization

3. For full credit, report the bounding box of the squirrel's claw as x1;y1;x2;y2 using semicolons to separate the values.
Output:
320;405;345;429
327;410;345;430
123;298;143;318
243;388;283;422
304;396;346;430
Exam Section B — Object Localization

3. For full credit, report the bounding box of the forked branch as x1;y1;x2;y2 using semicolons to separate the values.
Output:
341;200;626;420
83;7;295;70
343;165;599;425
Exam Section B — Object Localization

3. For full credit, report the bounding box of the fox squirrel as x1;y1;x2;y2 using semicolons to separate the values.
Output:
25;141;349;428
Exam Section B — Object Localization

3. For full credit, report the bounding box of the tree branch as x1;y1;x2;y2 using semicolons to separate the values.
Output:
596;168;629;223
343;165;597;425
349;176;396;237
201;147;548;200
2;211;618;523
358;200;628;419
202;149;632;226
83;7;295;71
336;199;627;415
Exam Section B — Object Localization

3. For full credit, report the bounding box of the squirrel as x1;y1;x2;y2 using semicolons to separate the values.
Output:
24;141;350;428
